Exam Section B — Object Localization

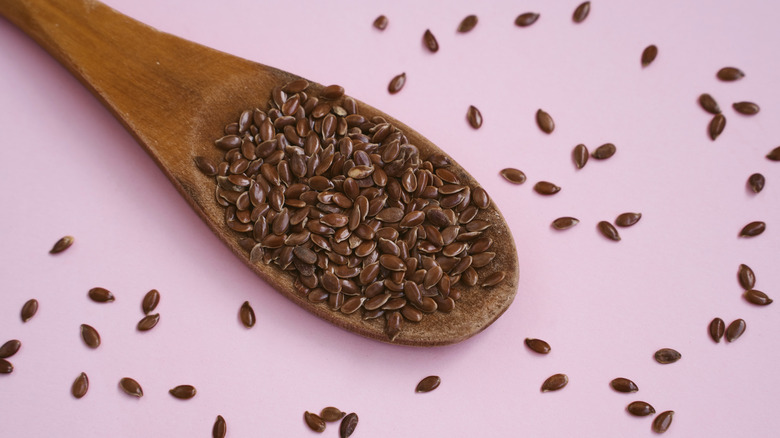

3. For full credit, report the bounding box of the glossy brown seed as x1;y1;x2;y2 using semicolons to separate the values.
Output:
340;412;359;438
213;415;227;438
388;73;406;94
739;221;765;237
592;143;616;159
534;181;560;195
142;289;160;314
654;348;681;364
499;168;526;184
481;271;506;287
415;375;441;393
304;411;326;433
515;12;540;27
597;221;621;241
573;1;590;23
744;289;772;306
321;84;345;100
49;235;74;254
615;212;641;227
137;313;160;332
386;311;402;341
536;109;554;134
320;407;345;422
552;217;579;230
767;146;780;161
641;45;658;67
21;299;38;322
610;377;639;393
709;317;725;343
467;105;482;129
80;324;101;348
0;340;21;359
168;384;197;400
717;67;744;81
709;113;726;140
627;401;656;417
541;373;568;392
525;338;551;354
573;144;589;169
725;319;746;342
652;411;674;434
88;287;115;303
747;173;765;193
738;264;756;290
458;15;478;33
282;78;309;94
373;15;388;30
119;377;143;397
699;93;721;114
733;101;759;115
240;301;256;327
71;372;89;399
423;29;439;53
0;358;12;374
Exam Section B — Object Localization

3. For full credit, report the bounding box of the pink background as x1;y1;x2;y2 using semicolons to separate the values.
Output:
1;0;779;436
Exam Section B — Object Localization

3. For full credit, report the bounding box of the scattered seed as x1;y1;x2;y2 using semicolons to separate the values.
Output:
137;313;160;332
499;168;526;184
21;299;38;322
304;411;326;433
652;411;674;434
88;287;115;303
739;221;765;237
457;15;478;33
423;29;439;52
597;221;620;241
709;317;725;343
654;348;681;364
49;235;74;254
119;377;143;398
698;93;721;114
467;105;482;129
388;73;406;94
747;173;765;193
627;401;656;417
142;289;160;314
525;338;551;354
733;101;759;115
80;324;101;348
515;12;540;27
615;212;641;227
0;358;13;374
213;415;227;438
339;412;359;438
320;407;346;422
610;377;639;393
534;181;560;195
737;264;756;290
743;289;772;306
536;109;554;134
0;340;21;359
592;143;616;159
573;1;591;23
709;113;726;140
373;15;388;30
71;372;89;399
725;319;746;342
552;217;579;230
717;67;744;81
541;373;568;392
416;375;441;393
641;45;658;67
239;301;256;328
767;146;780;161
572;144;589;169
169;385;197;399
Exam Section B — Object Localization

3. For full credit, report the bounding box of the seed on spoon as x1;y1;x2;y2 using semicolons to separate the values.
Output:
541;373;568;392
88;287;115;303
725;319;746;342
739;221;765;237
733;101;759;115
709;317;725;343
747;173;765;193
71;372;89;399
119;377;143;397
49;235;74;254
610;377;638;393
552;217;579;230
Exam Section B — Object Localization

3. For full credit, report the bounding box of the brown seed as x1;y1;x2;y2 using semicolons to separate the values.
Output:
423;29;439;53
709;113;726;140
49;235;74;254
725;319;746;342
534;181;560;195
321;84;345;100
457;15;478;33
572;1;590;23
541;373;568;392
240;301;256;328
597;221;621;241
388;72;406;94
481;271;506;287
373;15;388;30
340;412;359;438
525;338;551;354
744;289;772;306
467;105;482;129
627;401;656;417
552;217;579;230
385;311;402;341
709;317;725;343
610;377;639;393
717;67;744;81
213;415;227;438
71;372;89;399
499;168;526;184
641;44;658;67
169;385;197;400
654;348;681;364
592;143;616;159
21;298;38;322
652;411;674;434
615;212;641;227
80;324;101;349
739;221;765;237
747;173;765;193
142;289;160;314
733;101;760;115
737;264;756;290
698;93;721;114
535;109;554;133
767;146;780;161
282;78;309;94
415;375;441;393
304;411;326;433
515;12;540;27
88;287;115;303
0;340;21;359
137;313;160;332
0;358;13;374
119;377;143;398
572;144;589;169
320;407;346;422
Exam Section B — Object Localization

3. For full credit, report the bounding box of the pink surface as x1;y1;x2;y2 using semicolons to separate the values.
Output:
1;0;779;436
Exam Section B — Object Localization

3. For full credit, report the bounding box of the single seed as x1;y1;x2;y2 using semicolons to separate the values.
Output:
615;212;641;227
423;29;439;52
142;289;160;314
415;375;441;393
610;377;638;393
320;407;346;422
0;340;21;359
717;67;744;81
573;144;589;169
572;1;590;23
339;412;359;438
240;301;256;327
467;105;482;129
525;338;551;354
552;217;579;230
541;373;568;392
737;264;756;290
725;319;746;342
641;45;658;67
709;317;725;343
739;221;765;237
743;289;772;306
119;377;143;398
733;101;759;115
627;401;656;417
698;93;721;114
592;143;616;159
481;271;506;287
515;12;540;27
21;299;38;322
80;324;101;349
213;415;227;438
169;385;197;399
388;73;406;94
534;181;560;195
373;15;388;30
597;221;621;241
457;15;478;33
500;168;526;184
304;411;326;433
49;235;74;254
0;358;13;374
137;313;160;331
195;156;217;176
88;287;115;303
536;109;554;134
654;348;681;364
709;113;726;140
747;173;765;193
652;411;674;434
767;146;780;161
71;372;89;399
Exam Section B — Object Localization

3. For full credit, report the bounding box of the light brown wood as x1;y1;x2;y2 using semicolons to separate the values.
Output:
0;0;519;346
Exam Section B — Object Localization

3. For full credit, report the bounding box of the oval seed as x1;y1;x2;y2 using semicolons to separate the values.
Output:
71;372;89;399
21;299;38;322
641;44;658;67
481;271;506;287
169;385;197;400
135;313;160;331
739;221;765;237
597;221;621;241
535;109;554;133
88;287;115;303
388;72;406;94
573;144;589;169
767;146;780;161
49;235;74;254
534;181;560;195
725;319;746;342
320;407;346;422
373;15;388;30
552;217;579;230
652;411;674;434
737;264;756;290
709;317;725;343
733;101;759;115
654;348;681;364
240;301;256;328
515;12;540;27
717;67;744;81
340;412;359;438
743;289;773;306
415;375;441;393
592;143;616;159
541;373;568;392
0;340;21;359
80;324;101;349
615;212;641;227
0;359;13;374
610;377;639;393
304;411;326;433
573;1;590;23
467;105;482;129
119;377;143;397
385;311;402;341
213;415;227;438
423;29;439;53
525;338;551;354
142;289;160;314
627;401;656;417
457;15;478;33
747;173;765;193
499;168;526;184
698;93;721;114
709;113;726;140
321;84;345;100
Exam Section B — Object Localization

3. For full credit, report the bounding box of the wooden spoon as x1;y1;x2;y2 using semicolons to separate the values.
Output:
0;0;519;346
